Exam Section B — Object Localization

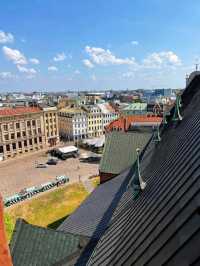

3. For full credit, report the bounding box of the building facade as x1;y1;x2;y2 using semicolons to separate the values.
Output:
0;107;45;160
43;106;59;147
58;108;88;141
97;103;118;132
0;106;59;161
83;105;103;138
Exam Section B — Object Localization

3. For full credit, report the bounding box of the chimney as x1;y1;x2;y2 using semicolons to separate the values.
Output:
0;195;13;266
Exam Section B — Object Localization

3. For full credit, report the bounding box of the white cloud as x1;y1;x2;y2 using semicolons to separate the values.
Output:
29;58;40;65
143;51;181;68
131;41;139;46
53;52;66;62
17;65;37;75
48;66;58;71
74;69;80;74
0;72;16;79
2;46;27;65
83;59;94;68
85;46;136;66
0;30;14;44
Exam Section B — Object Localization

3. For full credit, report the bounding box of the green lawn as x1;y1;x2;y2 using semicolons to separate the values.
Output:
4;183;89;241
91;176;100;188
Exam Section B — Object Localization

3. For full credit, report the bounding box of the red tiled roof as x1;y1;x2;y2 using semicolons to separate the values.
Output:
105;115;162;132
0;107;42;117
0;195;13;266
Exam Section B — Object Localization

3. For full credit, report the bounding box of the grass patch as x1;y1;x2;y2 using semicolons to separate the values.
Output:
5;183;89;241
4;212;15;241
91;176;100;188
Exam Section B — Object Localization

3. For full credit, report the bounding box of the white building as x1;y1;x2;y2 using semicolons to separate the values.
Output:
58;107;87;141
97;103;119;132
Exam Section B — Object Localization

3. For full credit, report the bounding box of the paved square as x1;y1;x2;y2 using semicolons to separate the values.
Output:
0;149;99;198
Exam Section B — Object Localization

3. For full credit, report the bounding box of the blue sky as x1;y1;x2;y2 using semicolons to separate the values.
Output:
0;0;200;91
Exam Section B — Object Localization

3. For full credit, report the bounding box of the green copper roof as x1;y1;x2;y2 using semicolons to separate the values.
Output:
10;219;90;266
123;103;147;111
99;131;152;175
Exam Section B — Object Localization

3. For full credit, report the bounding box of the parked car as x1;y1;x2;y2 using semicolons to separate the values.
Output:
36;163;47;168
47;158;58;165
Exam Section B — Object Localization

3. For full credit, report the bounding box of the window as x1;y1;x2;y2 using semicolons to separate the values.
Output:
34;138;37;144
22;131;26;137
6;144;10;151
38;128;41;134
24;140;27;147
17;132;21;138
18;142;22;148
32;120;36;126
11;133;15;139
29;139;32;145
16;122;20;129
4;134;9;141
33;129;37;135
12;143;16;150
27;121;31;127
28;130;32;136
3;124;8;131
39;137;42;143
0;146;3;153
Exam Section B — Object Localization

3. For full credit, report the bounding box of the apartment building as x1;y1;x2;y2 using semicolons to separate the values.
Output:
0;107;45;160
83;105;103;138
0;106;59;161
42;106;59;147
97;103;118;132
58;107;87;141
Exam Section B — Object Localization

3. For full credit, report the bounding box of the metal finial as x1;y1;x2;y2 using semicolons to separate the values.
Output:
132;148;146;198
172;93;183;121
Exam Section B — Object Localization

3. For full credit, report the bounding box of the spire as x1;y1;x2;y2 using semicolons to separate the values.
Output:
133;148;146;198
172;93;183;121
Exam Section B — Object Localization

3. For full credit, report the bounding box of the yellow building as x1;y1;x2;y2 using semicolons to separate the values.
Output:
0;107;45;160
43;106;59;147
84;105;103;137
0;106;59;161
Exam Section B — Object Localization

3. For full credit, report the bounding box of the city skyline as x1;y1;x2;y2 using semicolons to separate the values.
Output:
0;0;200;91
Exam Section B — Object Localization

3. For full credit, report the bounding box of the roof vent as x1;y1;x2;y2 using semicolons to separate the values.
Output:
133;148;146;198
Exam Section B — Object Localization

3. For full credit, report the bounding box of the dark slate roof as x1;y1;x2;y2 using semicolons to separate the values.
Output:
87;75;200;265
9;219;90;266
57;167;133;240
99;131;152;174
